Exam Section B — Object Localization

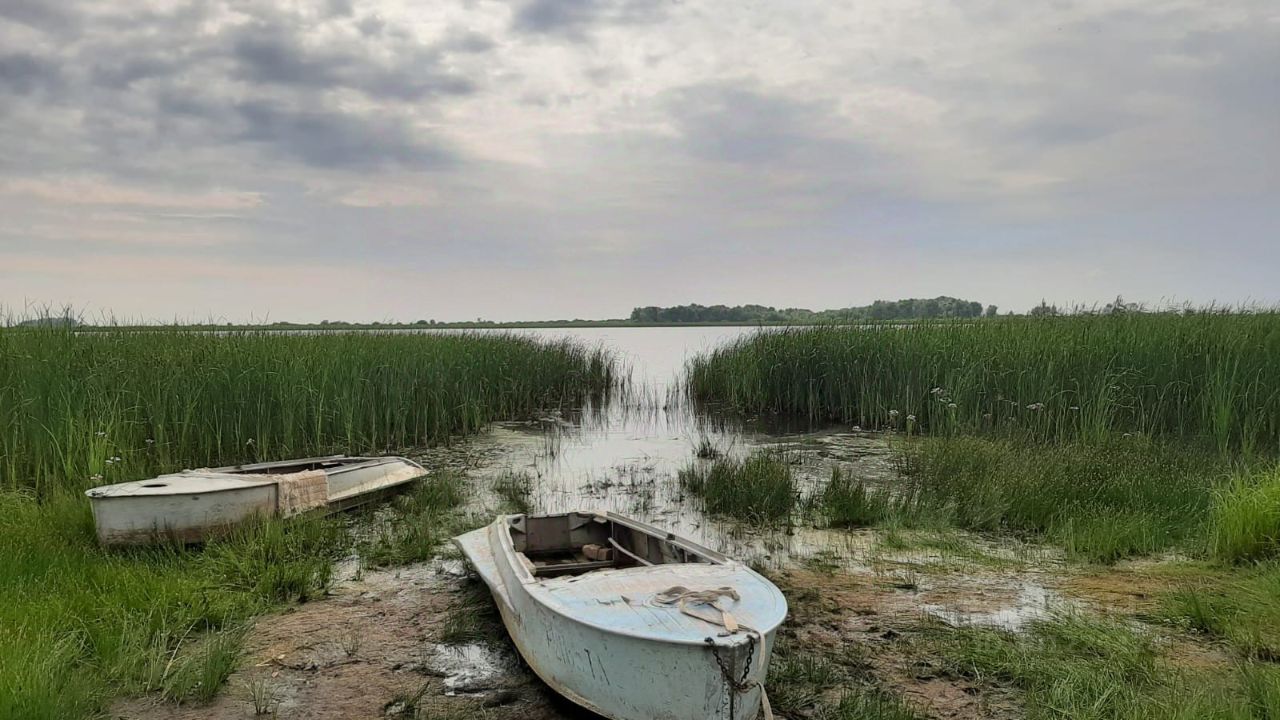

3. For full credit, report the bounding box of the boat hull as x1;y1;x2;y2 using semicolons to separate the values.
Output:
87;456;426;546
455;516;779;720
90;482;277;545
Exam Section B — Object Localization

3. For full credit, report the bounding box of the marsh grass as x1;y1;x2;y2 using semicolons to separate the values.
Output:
0;328;612;718
822;466;896;528
678;451;797;523
928;610;1280;719
1208;467;1280;564
0;327;616;495
1162;564;1280;661
687;315;1280;453
0;490;344;718
358;472;468;567
769;637;923;720
894;436;1225;562
491;470;534;514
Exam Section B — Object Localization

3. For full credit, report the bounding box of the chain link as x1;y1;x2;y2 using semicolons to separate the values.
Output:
705;635;758;694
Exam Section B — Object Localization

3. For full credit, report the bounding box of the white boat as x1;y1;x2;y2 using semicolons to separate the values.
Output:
454;511;787;720
86;455;426;546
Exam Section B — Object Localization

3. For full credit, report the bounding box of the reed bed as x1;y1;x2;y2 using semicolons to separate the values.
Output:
686;314;1280;453
0;327;616;495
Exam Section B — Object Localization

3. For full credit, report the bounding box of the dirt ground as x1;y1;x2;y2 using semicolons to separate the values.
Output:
112;559;586;720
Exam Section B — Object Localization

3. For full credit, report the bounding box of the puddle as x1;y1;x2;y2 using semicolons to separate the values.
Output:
921;581;1062;631
427;643;509;695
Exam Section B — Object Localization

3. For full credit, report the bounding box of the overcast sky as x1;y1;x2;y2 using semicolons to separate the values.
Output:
1;0;1276;322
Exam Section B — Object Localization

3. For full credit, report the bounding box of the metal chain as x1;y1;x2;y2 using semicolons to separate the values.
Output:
705;636;758;694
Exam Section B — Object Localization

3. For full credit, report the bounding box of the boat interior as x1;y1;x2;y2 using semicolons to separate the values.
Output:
507;512;720;578
214;456;374;475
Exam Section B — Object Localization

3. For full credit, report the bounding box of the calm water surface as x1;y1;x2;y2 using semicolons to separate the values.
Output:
436;326;896;564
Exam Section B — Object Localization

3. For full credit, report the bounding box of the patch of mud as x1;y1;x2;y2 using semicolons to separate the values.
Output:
772;568;1024;720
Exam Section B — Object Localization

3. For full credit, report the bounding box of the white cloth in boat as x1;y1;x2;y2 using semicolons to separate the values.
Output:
274;469;329;516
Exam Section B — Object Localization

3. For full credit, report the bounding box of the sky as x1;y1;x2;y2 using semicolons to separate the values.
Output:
1;0;1277;323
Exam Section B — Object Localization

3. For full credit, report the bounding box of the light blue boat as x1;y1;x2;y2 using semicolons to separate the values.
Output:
454;511;787;720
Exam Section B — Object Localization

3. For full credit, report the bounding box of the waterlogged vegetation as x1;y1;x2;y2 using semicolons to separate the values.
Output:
678;451;797;522
6;314;1280;719
0;326;617;718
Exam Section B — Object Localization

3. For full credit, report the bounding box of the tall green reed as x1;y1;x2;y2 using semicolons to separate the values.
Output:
686;314;1280;453
0;328;615;494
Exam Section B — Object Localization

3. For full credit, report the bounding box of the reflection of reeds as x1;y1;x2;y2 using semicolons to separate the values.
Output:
491;471;534;514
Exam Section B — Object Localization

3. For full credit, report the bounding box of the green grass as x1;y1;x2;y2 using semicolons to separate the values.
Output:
894;436;1226;562
1163;564;1280;661
357;472;469;567
0;327;616;496
1208;467;1280;564
491;470;534;514
687;314;1280;453
822;466;896;528
0;490;345;718
768;637;923;720
678;451;797;523
928;611;1280;719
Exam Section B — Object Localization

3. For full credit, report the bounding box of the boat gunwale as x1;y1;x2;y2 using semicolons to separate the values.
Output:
85;455;425;499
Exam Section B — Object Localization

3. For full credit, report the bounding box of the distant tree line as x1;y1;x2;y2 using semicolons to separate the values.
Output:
629;297;992;323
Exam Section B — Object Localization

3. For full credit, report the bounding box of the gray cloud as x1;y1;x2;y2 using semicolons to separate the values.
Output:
1;0;1277;321
0;53;62;96
228;20;476;100
511;0;669;38
231;100;454;170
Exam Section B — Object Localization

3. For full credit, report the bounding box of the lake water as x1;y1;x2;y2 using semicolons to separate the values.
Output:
426;326;898;565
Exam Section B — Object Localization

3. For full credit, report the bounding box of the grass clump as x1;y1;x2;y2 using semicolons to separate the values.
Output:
491;470;534;514
358;472;468;567
895;436;1222;562
679;452;796;523
0;490;345;718
1163;564;1280;661
768;638;923;720
930;610;1280;719
822;466;896;528
1208;467;1280;564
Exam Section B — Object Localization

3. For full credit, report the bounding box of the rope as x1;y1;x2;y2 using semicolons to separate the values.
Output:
654;586;775;720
